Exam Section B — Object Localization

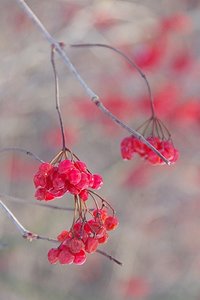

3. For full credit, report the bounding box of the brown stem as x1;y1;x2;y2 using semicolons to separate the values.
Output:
51;46;66;150
96;249;122;266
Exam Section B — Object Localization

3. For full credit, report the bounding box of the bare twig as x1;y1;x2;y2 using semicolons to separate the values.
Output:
96;249;122;266
0;199;122;265
0;193;74;211
51;46;66;150
0;147;44;163
15;0;170;165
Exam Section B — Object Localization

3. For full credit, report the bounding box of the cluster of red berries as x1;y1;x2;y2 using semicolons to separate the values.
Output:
121;136;179;165
34;160;103;201
48;208;119;265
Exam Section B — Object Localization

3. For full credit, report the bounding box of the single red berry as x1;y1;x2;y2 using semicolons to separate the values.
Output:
39;162;53;174
79;189;89;201
68;238;84;254
75;172;89;190
93;209;108;222
98;232;109;244
74;161;87;172
58;159;73;174
48;248;60;264
85;237;99;253
121;136;134;160
57;230;70;242
52;174;66;190
33;172;46;188
35;188;55;201
91;174;103;190
73;250;87;265
104;216;119;231
58;246;74;264
66;168;81;185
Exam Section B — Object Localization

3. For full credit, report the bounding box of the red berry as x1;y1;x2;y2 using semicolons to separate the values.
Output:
66;168;81;185
33;172;46;188
85;237;99;253
75;172;89;190
91;174;103;190
68;238;84;254
79;189;89;201
121;136;134;160
73;250;87;265
58;246;74;264
48;248;60;264
104;216;119;231
39;163;53;174
57;230;70;242
35;188;55;201
74;161;87;172
58;159;73;174
98;232;109;244
93;209;108;222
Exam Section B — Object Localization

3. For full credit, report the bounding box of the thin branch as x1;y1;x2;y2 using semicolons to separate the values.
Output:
0;147;44;163
96;249;122;266
0;199;32;237
51;46;66;150
71;43;156;118
0;199;122;265
15;0;170;165
0;193;74;211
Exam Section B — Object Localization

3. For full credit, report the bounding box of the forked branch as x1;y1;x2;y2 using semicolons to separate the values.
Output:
15;0;170;165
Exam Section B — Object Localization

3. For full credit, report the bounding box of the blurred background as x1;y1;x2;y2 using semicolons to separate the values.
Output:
1;0;200;299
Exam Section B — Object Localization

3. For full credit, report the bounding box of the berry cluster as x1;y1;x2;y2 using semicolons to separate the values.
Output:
33;149;119;265
34;159;103;201
48;208;119;265
121;135;179;165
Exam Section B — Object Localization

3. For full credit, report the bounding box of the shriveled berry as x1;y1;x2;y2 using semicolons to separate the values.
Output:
93;209;108;222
